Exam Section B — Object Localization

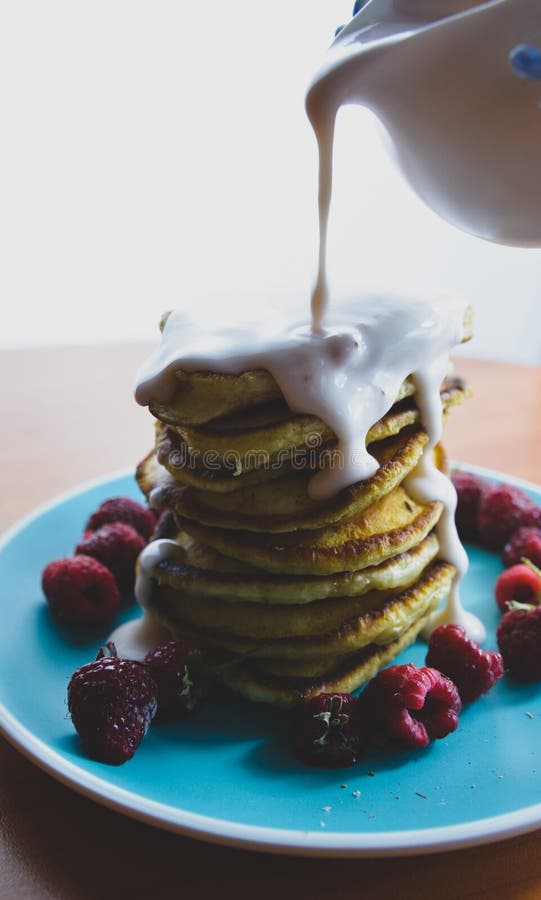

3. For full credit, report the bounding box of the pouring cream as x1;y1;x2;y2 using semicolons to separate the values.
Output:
308;0;541;329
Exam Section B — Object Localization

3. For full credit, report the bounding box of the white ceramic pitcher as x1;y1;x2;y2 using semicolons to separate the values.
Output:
307;0;541;246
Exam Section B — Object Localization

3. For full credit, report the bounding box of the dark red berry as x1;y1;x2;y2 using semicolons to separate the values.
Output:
477;484;536;552
426;625;503;702
144;640;213;720
502;527;541;569
67;656;158;763
76;523;145;596
451;471;488;542
360;664;461;748
42;555;120;627
293;693;362;768
495;564;541;612
86;497;156;541
523;506;541;530
497;605;541;681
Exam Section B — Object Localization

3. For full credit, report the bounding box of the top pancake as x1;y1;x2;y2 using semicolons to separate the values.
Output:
147;308;473;426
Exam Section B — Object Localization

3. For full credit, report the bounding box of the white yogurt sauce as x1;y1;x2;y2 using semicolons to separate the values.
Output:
134;537;183;609
106;614;171;662
110;539;184;659
404;362;486;641
135;294;466;501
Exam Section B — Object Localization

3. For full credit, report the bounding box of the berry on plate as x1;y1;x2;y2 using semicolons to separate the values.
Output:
75;522;145;595
86;497;156;541
502;526;541;569
523;506;541;530
451;470;488;542
426;624;503;702
360;664;461;749
497;605;541;681
477;483;536;552
293;693;362;768
495;564;541;612
41;555;120;627
67;655;158;763
144;639;213;720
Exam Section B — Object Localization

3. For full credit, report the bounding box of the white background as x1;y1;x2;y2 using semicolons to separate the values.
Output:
1;1;540;363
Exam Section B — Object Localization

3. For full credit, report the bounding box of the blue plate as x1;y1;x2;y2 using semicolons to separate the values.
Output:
1;466;541;857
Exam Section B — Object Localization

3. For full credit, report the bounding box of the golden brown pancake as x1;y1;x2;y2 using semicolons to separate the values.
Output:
149;558;443;640
139;427;429;533
173;487;443;575
148;530;439;605
145;560;453;659
219;616;429;707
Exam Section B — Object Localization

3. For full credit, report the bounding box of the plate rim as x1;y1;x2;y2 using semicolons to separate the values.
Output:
1;463;541;858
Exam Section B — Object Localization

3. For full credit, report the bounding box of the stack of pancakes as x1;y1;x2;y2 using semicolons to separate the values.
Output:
136;357;470;707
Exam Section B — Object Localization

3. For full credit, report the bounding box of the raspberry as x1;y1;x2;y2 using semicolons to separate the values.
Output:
293;693;363;768
67;655;158;763
477;483;536;551
76;523;145;595
144;640;213;720
495;564;541;612
360;664;461;748
86;497;156;541
41;555;120;627
523;506;541;529
497;605;541;681
451;471;488;542
426;625;503;702
502;527;541;569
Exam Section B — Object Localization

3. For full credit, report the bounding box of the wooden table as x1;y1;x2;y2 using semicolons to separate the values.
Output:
1;346;541;899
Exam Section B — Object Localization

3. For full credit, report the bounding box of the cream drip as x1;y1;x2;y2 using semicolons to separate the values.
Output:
135;294;467;501
404;362;486;641
134;538;184;610
106;539;185;661
106;615;171;662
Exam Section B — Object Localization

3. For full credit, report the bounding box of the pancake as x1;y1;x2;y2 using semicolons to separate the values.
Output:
148;530;439;605
219;616;429;708
173;486;443;575
147;554;441;640
150;368;281;427
139;426;429;533
147;306;473;426
160;376;468;476
145;559;453;659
